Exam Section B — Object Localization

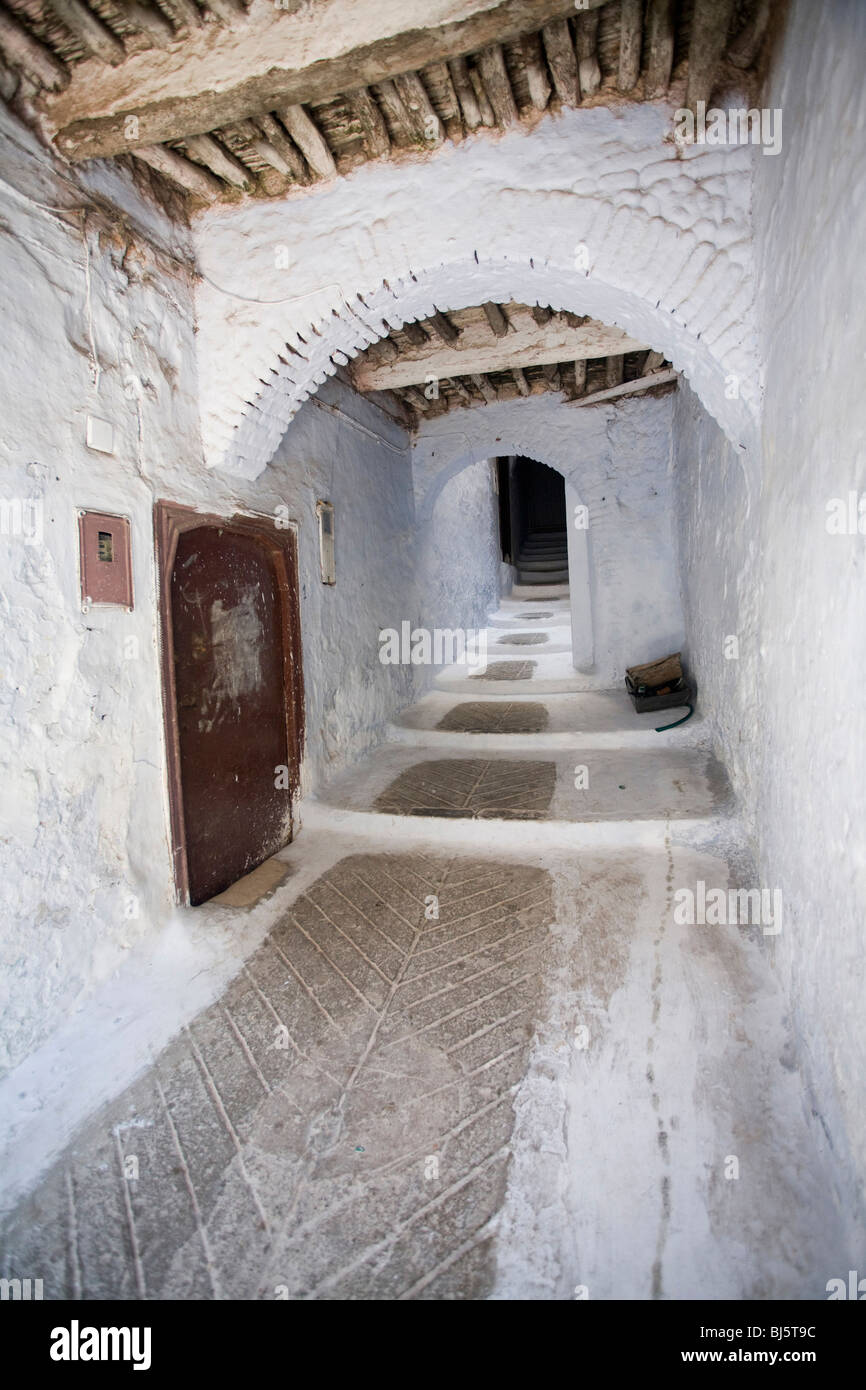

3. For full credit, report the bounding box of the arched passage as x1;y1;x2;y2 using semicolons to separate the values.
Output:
193;106;759;478
410;390;685;684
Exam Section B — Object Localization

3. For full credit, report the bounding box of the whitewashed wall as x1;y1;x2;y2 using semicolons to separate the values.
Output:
0;109;421;1075
751;0;866;1224
413;392;685;685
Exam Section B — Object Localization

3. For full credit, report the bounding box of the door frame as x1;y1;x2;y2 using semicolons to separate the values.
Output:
154;501;305;905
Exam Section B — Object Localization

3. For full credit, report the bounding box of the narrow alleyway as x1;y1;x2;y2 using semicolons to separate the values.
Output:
1;587;846;1300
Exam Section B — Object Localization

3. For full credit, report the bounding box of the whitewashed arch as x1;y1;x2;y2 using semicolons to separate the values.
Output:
193;103;760;478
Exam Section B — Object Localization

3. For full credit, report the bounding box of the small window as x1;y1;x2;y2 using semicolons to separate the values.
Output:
97;531;114;562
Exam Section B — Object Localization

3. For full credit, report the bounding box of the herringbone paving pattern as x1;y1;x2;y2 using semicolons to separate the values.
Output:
1;854;554;1300
436;702;549;734
374;759;555;817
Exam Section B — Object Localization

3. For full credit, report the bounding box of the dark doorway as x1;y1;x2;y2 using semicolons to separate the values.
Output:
156;504;304;905
496;457;569;587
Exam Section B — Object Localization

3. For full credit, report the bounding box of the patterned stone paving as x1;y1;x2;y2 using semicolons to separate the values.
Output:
471;661;536;681
1;855;554;1301
374;759;555;819
496;633;548;646
436;702;549;734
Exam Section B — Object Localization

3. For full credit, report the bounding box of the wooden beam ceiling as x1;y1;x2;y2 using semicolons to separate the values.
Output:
0;0;774;209
352;305;646;392
349;300;676;421
44;0;604;161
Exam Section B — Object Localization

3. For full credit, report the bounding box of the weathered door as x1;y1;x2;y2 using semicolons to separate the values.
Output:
169;524;297;904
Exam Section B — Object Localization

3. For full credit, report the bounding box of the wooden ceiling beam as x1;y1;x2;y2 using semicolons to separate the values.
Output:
482;302;510;338
132;143;223;199
686;0;736;112
47;0;603;162
575;9;601;98
618;0;644;92
571;367;679;408
541;19;579;107
645;0;675;97
0;8;69;90
354;315;646;391
46;0;125;67
278;104;337;178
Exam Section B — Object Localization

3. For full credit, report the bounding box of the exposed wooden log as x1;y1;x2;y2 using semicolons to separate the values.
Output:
641;348;666;374
482;302;510;338
571;367;678;408
402;385;431;412
605;355;625;388
393;71;444;145
425;309;460;343
132;143;222;199
370;337;400;364
512;367;530;397
0;9;68;90
686;0;736;112
518;33;551;111
420;60;464;141
206;0;249;25
278;104;338;177
372;79;415;146
573;359;587;395
254;115;308;182
618;0;644;92
448;55;482;130
541;362;561;390
184;133;252;188
477;45;518;126
541;19;579;107
468;63;497;126
449;378;473;404
256;113;307;181
470;372;497;403
46;0;125;66
645;0;675;97
575;10;601;98
124;3;177;49
531;305;553;325
728;0;771;69
50;0;603;161
354;314;645;391
169;0;205;30
402;321;430;347
348;86;391;158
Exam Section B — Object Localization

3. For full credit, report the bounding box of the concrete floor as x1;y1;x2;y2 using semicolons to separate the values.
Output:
0;594;848;1299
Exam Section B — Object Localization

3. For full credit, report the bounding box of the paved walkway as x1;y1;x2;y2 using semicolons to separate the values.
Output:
0;595;848;1299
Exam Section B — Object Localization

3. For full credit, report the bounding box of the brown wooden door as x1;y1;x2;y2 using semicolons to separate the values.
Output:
170;524;296;904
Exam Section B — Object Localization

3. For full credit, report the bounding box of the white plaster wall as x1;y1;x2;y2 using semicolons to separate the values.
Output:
415;457;501;674
191;101;759;477
0;109;418;1076
673;0;866;1228
751;0;866;1223
413;392;685;686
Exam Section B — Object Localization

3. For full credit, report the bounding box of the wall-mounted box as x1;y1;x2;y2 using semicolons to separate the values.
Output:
78;511;133;609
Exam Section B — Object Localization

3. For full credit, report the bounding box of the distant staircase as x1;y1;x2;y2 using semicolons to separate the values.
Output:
515;529;569;585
